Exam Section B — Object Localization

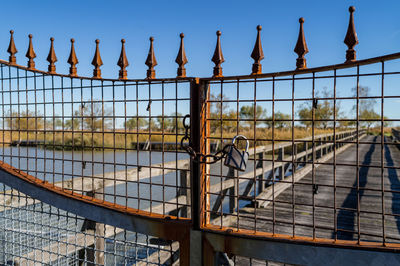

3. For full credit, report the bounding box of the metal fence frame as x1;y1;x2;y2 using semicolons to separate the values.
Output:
1;5;400;265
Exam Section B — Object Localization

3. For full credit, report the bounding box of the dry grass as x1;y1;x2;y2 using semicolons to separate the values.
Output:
0;126;387;150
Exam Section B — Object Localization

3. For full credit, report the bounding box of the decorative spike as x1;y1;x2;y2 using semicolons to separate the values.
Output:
68;38;79;77
7;30;17;65
212;31;224;77
117;39;129;80
47;37;58;73
344;6;359;62
91;39;103;79
175;33;188;78
294;17;309;70
25;34;36;70
251;25;264;75
145;37;157;79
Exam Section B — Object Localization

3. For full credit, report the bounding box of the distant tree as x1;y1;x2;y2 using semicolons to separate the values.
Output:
156;112;184;132
81;102;112;131
64;110;81;130
209;94;238;133
350;86;389;130
265;112;291;129
5;111;44;130
359;109;380;130
297;87;340;129
124;117;147;130
54;119;63;129
239;104;266;129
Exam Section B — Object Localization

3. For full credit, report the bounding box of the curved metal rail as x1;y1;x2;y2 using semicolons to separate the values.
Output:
2;5;400;264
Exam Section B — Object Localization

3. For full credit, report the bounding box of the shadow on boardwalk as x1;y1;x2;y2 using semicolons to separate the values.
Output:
385;136;400;234
335;136;376;240
335;136;400;240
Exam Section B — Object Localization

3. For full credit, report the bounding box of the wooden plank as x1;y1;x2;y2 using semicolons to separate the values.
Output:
233;135;400;243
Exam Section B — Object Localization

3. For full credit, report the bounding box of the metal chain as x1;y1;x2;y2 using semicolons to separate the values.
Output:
181;114;233;164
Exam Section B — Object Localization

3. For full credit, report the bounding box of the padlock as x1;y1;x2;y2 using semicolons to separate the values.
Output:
224;135;249;171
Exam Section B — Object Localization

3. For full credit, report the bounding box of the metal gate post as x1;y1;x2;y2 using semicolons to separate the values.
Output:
190;78;209;229
189;78;210;265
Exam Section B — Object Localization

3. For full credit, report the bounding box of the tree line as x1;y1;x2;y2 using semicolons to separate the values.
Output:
3;86;388;132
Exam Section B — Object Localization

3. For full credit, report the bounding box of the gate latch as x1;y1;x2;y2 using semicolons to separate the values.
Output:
180;114;248;171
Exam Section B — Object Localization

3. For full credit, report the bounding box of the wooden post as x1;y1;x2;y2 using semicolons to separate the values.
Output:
278;147;284;180
79;188;105;266
304;141;308;163
228;167;237;213
293;143;298;172
179;168;191;217
257;151;265;194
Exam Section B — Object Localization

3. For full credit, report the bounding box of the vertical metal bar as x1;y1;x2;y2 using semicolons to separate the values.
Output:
253;78;257;231
176;80;179;215
123;80;128;209
136;81;140;210
272;76;276;235
161;80;165;215
235;78;240;230
311;71;316;239
148;81;153;213
381;61;386;245
356;65;361;243
42;74;46;183
333;69;337;241
51;75;55;185
190;78;202;229
291;74;296;237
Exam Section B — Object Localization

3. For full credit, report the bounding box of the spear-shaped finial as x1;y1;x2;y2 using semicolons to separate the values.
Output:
68;38;79;77
25;34;36;70
212;31;224;78
344;6;359;62
47;37;58;73
91;39;103;79
251;25;264;75
145;37;157;79
7;30;17;65
175;33;188;78
294;18;309;70
117;39;129;80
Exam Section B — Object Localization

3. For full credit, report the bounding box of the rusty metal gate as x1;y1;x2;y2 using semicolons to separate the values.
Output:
1;6;400;265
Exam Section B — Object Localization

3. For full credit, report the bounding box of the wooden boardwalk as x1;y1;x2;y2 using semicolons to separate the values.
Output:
232;135;400;243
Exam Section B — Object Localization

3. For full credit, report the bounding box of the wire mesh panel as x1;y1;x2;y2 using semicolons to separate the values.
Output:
1;5;400;264
0;182;179;265
0;63;191;218
203;57;400;246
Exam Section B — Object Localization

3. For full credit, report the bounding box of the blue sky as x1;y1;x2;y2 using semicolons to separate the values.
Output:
0;0;399;79
1;0;400;125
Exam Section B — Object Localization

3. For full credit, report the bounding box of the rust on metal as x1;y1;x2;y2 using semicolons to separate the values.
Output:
145;36;157;79
203;225;400;252
344;6;359;62
7;30;17;65
68;38;79;77
47;37;58;73
117;39;129;80
176;33;188;78
25;34;36;70
251;25;264;75
212;31;224;78
294;17;309;70
91;39;103;79
0;159;191;224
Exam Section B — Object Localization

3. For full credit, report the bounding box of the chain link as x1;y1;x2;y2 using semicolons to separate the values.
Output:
181;114;233;164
